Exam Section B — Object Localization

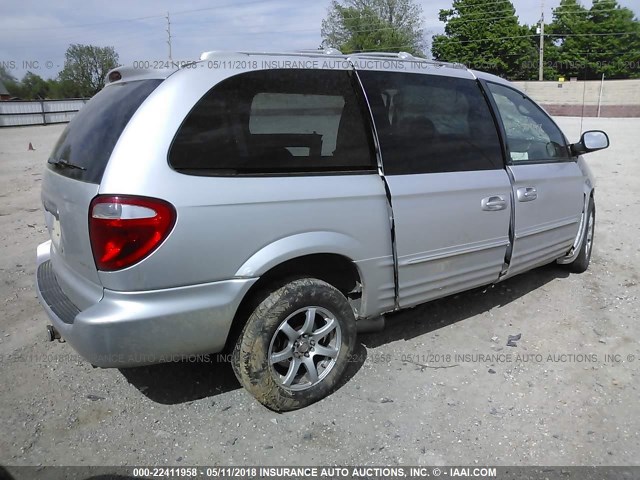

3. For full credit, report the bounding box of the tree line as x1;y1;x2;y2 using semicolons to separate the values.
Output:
1;44;118;100
2;0;638;100
322;0;640;80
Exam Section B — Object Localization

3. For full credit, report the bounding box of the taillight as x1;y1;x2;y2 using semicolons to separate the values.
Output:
89;195;176;271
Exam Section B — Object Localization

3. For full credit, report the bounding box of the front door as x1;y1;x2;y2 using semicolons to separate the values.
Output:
485;82;585;278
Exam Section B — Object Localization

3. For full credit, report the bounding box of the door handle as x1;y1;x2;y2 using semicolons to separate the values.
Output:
517;187;537;202
481;195;507;211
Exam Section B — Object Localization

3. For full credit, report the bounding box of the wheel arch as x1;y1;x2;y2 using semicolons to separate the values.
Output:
234;232;363;278
557;185;595;265
226;244;364;351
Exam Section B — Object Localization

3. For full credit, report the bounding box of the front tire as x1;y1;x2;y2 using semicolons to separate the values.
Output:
231;278;356;411
566;197;595;273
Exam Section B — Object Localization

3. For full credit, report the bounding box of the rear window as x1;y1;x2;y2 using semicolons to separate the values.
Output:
48;80;162;183
169;69;375;175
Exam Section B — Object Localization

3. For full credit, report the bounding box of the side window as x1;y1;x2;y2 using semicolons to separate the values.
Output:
487;82;569;163
169;69;374;174
358;71;503;175
250;93;344;157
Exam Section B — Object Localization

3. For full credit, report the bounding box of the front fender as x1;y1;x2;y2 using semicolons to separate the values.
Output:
557;157;595;264
234;231;363;278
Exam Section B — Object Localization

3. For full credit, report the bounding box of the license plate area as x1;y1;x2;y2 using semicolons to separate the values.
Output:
51;217;62;250
44;206;61;251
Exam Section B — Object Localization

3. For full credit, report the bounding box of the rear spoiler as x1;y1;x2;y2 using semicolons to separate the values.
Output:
104;63;189;85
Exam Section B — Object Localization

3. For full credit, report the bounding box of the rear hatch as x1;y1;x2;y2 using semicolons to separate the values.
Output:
42;79;162;309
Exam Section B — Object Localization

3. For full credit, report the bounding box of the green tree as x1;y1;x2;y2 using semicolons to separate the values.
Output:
0;65;16;85
546;0;640;79
48;78;84;99
431;0;537;79
59;44;119;97
20;72;51;99
0;65;21;97
321;0;425;55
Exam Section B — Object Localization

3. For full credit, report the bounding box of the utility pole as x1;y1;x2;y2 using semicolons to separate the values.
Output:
538;0;544;81
166;12;173;62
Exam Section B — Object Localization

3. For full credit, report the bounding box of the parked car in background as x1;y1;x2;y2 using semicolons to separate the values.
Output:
35;50;609;411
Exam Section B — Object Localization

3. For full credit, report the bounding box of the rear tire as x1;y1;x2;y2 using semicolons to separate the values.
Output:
231;278;356;411
566;197;595;274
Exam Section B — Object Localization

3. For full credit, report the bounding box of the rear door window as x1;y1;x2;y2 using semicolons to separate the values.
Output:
169;69;375;174
358;71;504;175
48;80;162;183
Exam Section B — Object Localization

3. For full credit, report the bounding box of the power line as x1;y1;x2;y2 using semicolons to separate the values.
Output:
437;0;628;18
168;5;637;40
439;5;519;19
5;16;638;48
171;0;267;16
439;7;625;27
443;13;529;24
175;8;623;39
434;31;639;45
0;0;273;32
443;50;639;57
548;31;639;37
10;21;635;46
3;5;626;37
173;22;638;41
4;26;165;49
440;5;620;21
442;0;523;9
3;14;164;32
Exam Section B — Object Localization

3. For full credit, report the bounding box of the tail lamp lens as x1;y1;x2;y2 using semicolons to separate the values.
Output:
89;195;176;271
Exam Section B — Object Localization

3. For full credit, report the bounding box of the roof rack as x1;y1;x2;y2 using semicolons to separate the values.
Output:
197;49;467;69
349;51;467;69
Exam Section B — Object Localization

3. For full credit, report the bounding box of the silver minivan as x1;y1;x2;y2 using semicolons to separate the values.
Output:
36;50;609;411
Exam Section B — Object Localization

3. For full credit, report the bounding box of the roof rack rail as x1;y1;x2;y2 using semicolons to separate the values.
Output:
349;51;467;69
294;48;343;55
200;48;343;61
349;51;415;60
409;58;468;69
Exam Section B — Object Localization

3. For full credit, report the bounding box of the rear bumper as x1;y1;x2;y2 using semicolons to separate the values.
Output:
35;241;257;367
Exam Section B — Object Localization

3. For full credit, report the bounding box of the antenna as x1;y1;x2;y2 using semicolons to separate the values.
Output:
166;12;172;62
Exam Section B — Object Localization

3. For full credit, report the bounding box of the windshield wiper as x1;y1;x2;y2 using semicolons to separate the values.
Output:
47;158;87;171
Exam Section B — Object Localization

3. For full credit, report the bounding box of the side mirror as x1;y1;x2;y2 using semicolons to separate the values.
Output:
571;130;610;156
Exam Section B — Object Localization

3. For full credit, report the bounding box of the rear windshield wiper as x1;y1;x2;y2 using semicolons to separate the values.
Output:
47;158;87;171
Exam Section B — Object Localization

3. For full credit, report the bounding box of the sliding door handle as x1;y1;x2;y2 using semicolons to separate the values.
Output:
481;195;507;211
517;187;537;202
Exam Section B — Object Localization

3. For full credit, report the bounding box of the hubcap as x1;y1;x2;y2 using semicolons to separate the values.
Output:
268;306;342;391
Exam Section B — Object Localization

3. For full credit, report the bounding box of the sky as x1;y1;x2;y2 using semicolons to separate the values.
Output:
1;0;639;80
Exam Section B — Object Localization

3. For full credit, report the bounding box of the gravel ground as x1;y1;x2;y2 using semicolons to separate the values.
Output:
0;118;638;468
